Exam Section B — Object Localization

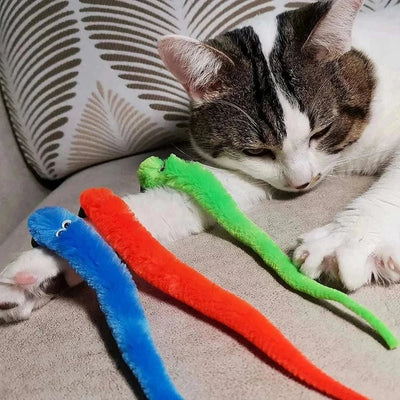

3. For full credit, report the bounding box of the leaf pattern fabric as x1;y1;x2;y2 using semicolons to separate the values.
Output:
68;81;170;170
0;0;81;179
0;0;397;180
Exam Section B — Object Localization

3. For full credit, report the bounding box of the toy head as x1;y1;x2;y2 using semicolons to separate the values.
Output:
28;207;80;251
137;156;167;189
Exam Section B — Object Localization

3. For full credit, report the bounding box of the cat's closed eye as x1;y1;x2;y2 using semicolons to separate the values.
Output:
309;123;332;145
243;148;276;159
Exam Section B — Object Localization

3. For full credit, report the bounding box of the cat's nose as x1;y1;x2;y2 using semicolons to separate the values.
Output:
288;174;321;190
295;182;309;190
287;180;309;190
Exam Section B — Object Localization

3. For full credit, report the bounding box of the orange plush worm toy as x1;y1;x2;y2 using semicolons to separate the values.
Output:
80;188;367;400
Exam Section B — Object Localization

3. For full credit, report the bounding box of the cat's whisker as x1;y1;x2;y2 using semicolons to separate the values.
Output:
215;99;263;135
172;143;195;161
333;148;395;166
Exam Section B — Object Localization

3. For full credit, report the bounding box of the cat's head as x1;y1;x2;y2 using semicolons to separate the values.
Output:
158;0;375;192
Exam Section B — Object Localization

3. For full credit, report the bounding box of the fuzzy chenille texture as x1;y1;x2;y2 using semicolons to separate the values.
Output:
27;207;183;400
137;154;398;350
81;187;368;400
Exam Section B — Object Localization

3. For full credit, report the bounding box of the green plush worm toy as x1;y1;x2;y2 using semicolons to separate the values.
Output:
138;154;398;350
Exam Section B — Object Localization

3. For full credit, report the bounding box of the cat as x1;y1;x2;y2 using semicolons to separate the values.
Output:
1;0;400;323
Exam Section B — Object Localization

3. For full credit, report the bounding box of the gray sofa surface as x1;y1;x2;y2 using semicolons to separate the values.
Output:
1;150;400;399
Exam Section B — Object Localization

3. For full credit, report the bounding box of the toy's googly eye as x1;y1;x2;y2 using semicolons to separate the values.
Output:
55;229;63;237
62;219;72;229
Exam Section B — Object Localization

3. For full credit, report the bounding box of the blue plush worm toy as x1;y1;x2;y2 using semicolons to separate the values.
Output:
28;207;183;400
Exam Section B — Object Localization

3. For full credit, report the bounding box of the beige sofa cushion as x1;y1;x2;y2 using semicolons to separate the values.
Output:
1;151;399;399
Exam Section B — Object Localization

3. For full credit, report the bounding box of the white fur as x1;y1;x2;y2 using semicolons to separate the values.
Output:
294;150;400;290
2;4;400;321
274;89;321;190
254;16;319;189
124;166;268;244
0;249;72;322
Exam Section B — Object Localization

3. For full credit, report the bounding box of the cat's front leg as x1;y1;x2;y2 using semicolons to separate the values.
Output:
124;166;269;245
0;166;269;322
294;152;400;290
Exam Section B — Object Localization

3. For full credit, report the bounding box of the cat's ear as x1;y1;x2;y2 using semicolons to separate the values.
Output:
158;35;233;101
303;0;363;61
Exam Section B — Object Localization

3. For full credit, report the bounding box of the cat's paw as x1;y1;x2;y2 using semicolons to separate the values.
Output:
0;248;73;323
293;214;400;291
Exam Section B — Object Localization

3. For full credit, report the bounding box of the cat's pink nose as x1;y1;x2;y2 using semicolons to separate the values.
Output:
286;180;309;190
294;182;309;190
288;174;321;190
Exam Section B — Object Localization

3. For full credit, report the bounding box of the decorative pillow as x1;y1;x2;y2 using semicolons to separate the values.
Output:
0;0;396;181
